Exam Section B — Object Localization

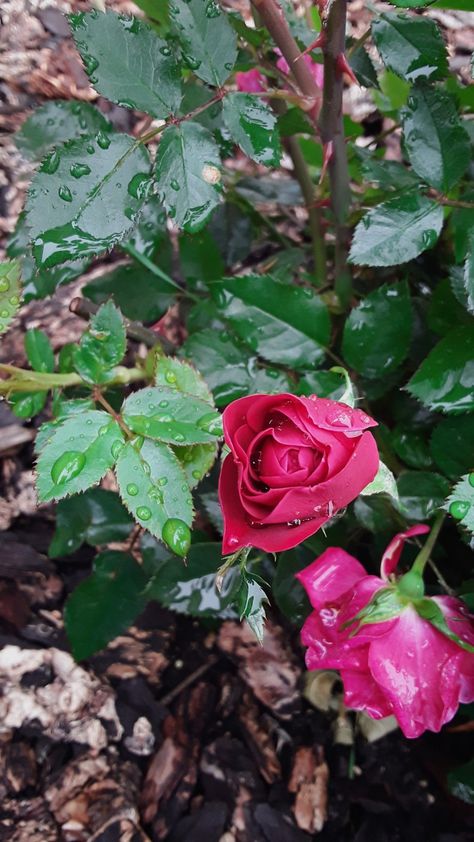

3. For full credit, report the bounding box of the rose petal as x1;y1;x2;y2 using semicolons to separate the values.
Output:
380;524;430;580
296;547;367;609
341;668;393;719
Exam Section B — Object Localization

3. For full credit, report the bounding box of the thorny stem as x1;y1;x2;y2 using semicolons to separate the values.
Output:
411;512;446;578
319;0;352;308
0;362;144;395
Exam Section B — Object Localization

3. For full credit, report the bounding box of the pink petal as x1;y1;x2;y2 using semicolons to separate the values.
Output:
380;524;430;580
296;547;367;609
368;606;466;738
341;669;393;719
235;69;265;93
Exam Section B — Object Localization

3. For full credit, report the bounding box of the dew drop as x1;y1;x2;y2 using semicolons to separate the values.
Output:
192;469;201;479
449;500;470;520
96;131;111;150
197;412;223;436
58;185;73;202
83;54;99;75
165;370;177;383
158;477;168;486
137;505;152;521
142;461;151;475
111;440;124;459
0;277;10;294
173;432;185;442
127;483;139;496
70;162;91;179
162;518;191;557
159;400;169;408
170;178;180;191
148;487;163;503
51;451;86;485
42;149;61;174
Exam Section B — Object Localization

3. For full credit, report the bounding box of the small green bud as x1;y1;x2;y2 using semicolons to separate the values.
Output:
397;569;425;600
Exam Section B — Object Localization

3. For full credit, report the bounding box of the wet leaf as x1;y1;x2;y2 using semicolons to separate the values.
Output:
115;438;194;542
349;194;443;267
402;83;470;191
65;550;148;660
49;488;133;557
444;473;474;535
169;0;237;87
121;386;222;445
155;356;214;403
73;301;126;384
155;122;222;232
372;13;448;82
15;100;111;162
212;276;330;369
69;10;182;118
36;410;125;502
222;93;281;166
342;281;412;377
431;417;474;480
0;260;21;334
27;132;151;267
397;470;450;520
361;461;399;503
25;328;54;373
406;326;474;414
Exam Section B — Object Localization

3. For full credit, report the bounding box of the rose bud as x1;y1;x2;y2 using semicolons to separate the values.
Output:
218;393;379;553
297;525;474;738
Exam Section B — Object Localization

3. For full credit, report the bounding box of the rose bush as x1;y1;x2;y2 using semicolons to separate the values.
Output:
219;393;379;553
297;526;474;738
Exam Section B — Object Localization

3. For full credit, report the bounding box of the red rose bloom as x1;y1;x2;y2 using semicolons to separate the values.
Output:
219;393;379;554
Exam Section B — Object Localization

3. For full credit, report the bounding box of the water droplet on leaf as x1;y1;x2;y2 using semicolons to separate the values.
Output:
162;518;191;557
127;483;139;496
51;451;86;485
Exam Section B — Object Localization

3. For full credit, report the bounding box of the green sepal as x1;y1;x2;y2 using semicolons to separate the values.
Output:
414;598;474;654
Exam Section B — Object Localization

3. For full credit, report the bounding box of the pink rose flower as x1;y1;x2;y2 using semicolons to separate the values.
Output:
235;69;266;93
218;393;379;554
297;526;474;738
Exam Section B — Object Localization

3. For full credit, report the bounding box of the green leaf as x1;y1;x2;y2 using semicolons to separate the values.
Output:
342;281;412;377
359;154;421;191
445;473;474;534
349;194;443;267
348;43;379;89
386;0;432;6
298;370;349;402
122;386;222;445
7;212;87;301
234;569;269;643
212;276;330;369
183;328;291;406
391;426;432;470
0;260;21;334
222;93;281;166
15;100;111;162
402;84;470;191
427;277;472;336
155;122;222;233
451;193;474;263
360;461;399;503
431;417;474;480
464;232;474;315
179;229;225;284
73;301;126;384
448;759;474;805
397;470;450;520
65;550;148;660
25;328;54;373
27;132;151;268
274;545;314;625
174;442;217;488
49;488;133;557
10;392;46;420
207;202;253;266
371;13;448;82
69;11;182;119
147;540;238;617
406;326;474;414
155;356;214;403
36;410;125;502
83;261;174;323
115;438;194;540
169;0;237;87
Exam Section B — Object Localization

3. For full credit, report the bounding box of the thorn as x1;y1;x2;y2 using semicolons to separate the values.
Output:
294;32;325;61
319;140;333;184
336;53;359;86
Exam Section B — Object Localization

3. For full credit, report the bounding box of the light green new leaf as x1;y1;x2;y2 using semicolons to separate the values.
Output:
222;94;281;166
349;194;443;267
445;473;474;535
155;356;214;403
36;410;125;502
406;326;474;414
169;0;237;87
27;132;151;267
122;386;223;445
115;438;194;541
0;260;21;334
69;10;182;118
360;461;399;503
402;84;470;191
